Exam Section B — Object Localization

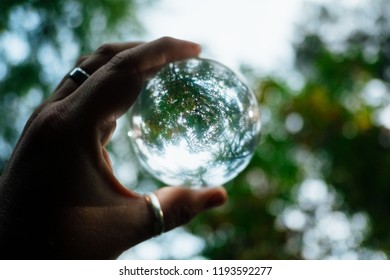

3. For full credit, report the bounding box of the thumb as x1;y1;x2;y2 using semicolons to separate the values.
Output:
105;186;227;258
153;186;228;232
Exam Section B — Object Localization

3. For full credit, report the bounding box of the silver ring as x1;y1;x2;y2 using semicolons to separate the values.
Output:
144;192;164;236
69;67;90;85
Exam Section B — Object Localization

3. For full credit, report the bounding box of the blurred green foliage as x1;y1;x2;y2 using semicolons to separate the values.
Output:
0;0;144;169
190;1;390;259
1;0;390;259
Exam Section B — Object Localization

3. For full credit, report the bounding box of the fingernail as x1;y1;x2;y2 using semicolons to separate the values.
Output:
191;42;202;52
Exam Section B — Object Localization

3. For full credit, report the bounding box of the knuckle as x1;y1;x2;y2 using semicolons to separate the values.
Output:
75;55;90;66
35;106;63;133
108;49;144;84
158;36;175;45
32;103;74;138
107;51;126;68
155;36;177;52
96;43;116;56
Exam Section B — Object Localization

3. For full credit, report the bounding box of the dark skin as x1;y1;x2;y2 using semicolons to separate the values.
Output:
0;37;227;260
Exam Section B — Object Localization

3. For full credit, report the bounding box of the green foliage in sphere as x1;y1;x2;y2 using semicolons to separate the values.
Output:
128;58;261;187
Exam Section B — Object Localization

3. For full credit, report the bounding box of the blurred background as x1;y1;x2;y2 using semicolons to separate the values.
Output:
1;0;390;259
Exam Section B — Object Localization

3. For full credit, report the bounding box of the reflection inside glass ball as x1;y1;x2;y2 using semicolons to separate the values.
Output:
128;58;261;187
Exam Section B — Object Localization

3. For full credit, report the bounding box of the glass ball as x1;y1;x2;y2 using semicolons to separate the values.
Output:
127;58;261;187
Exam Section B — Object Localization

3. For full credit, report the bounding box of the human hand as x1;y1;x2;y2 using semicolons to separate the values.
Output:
0;37;227;259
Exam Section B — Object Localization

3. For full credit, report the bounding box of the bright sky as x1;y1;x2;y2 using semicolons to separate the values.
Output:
139;0;369;75
139;0;305;73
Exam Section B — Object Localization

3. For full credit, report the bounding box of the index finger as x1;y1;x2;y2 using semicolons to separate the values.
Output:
62;37;201;126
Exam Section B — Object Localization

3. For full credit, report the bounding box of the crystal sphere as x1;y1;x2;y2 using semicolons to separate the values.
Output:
128;58;261;187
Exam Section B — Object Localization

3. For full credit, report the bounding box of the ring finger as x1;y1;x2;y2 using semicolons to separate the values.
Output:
49;42;144;102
